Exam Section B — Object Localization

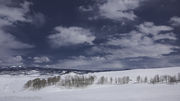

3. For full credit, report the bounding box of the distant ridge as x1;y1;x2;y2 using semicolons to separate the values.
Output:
0;66;131;75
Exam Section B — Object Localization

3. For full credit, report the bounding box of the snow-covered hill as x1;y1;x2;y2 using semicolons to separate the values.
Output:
0;67;180;101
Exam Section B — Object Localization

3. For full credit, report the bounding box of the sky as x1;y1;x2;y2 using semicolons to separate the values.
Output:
0;0;180;70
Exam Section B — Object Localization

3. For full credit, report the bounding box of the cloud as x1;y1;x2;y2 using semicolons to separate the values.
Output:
0;56;24;66
96;0;146;21
99;0;139;21
50;56;123;70
0;0;34;66
79;6;93;12
33;56;50;63
169;16;180;26
30;13;46;28
0;30;34;59
92;22;178;59
48;26;95;47
79;0;147;21
138;22;173;35
0;0;31;22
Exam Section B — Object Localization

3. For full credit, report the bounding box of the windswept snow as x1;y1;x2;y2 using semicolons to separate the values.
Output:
0;67;180;101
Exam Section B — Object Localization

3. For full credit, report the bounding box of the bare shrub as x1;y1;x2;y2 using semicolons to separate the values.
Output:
59;75;96;88
97;76;108;84
178;73;180;82
136;75;141;83
24;76;61;90
144;76;148;83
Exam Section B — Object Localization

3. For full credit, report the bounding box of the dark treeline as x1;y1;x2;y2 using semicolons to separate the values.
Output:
97;76;130;85
136;73;180;84
24;73;180;90
58;75;96;88
24;75;96;90
24;76;61;90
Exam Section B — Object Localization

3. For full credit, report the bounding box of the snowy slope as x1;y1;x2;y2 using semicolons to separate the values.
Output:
0;67;180;101
91;66;180;81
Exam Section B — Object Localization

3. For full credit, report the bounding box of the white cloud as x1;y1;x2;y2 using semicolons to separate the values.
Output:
0;30;33;49
138;22;176;40
0;56;24;66
0;32;33;64
170;16;180;26
94;22;178;59
33;56;50;63
0;1;34;57
48;26;95;47
50;56;123;70
0;0;31;22
98;0;143;21
138;22;173;35
0;0;34;66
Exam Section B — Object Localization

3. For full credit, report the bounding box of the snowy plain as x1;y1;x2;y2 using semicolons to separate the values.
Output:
0;67;180;101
